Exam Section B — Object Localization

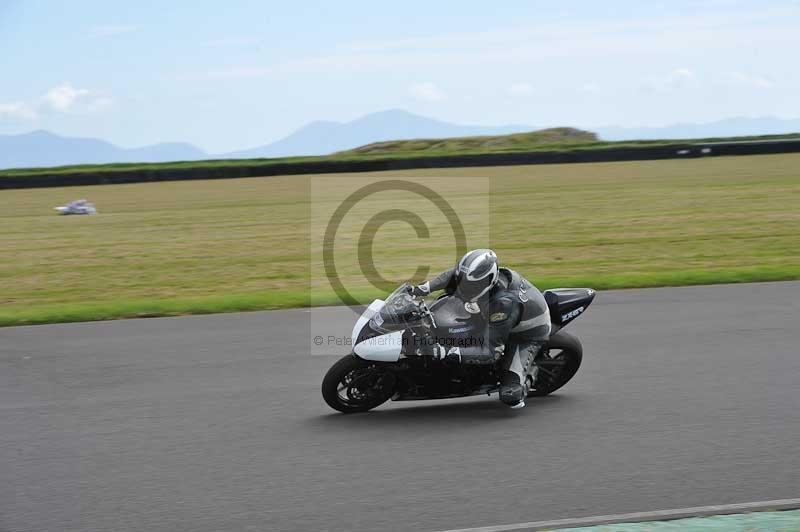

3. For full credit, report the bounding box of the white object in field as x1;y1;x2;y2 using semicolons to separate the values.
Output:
54;199;97;215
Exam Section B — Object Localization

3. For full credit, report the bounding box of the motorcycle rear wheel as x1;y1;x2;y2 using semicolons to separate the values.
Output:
528;330;583;397
322;355;396;413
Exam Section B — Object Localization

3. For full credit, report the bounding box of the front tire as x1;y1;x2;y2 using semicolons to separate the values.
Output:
528;330;583;397
322;355;396;413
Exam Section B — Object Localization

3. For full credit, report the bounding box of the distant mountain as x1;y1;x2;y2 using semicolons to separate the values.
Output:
0;130;206;169
595;116;800;141
224;111;800;158
3;112;799;170
125;142;207;162
223;109;533;158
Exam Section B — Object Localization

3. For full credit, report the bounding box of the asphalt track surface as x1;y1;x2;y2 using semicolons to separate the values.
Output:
1;282;798;532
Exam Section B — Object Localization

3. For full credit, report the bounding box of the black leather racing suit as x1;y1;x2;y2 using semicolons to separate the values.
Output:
420;267;551;405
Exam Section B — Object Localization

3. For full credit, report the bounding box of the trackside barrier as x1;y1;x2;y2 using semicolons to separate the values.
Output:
2;139;800;189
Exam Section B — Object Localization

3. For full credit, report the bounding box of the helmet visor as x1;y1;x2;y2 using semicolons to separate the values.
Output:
455;274;494;302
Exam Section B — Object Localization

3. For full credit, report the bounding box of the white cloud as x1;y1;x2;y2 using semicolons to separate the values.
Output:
44;83;92;111
508;82;533;96
87;96;114;112
177;8;799;81
642;68;696;91
166;0;800;94
730;72;774;89
307;7;800;73
0;83;111;122
0;102;37;120
409;82;446;102
665;68;694;88
89;25;138;38
580;82;600;93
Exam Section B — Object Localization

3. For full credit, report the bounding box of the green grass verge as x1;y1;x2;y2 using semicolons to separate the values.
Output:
2;265;797;327
554;509;800;532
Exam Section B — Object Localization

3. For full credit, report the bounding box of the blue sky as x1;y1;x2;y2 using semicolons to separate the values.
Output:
1;0;798;152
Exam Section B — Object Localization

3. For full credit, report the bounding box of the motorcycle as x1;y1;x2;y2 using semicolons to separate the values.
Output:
321;283;595;413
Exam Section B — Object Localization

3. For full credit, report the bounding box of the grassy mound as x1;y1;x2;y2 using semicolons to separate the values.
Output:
338;128;598;156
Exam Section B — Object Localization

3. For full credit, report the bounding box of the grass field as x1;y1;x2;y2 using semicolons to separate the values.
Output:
1;153;799;326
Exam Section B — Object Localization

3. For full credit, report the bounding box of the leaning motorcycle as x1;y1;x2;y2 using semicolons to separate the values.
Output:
321;283;595;413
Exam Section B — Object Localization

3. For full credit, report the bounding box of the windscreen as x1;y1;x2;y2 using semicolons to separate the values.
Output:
369;284;425;332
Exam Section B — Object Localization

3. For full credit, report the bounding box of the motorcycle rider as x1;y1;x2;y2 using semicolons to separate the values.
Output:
411;249;551;409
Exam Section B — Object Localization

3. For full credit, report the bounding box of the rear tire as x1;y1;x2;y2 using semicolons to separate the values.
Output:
322;355;396;413
528;330;583;397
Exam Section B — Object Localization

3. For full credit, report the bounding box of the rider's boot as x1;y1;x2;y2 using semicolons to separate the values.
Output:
499;371;525;408
499;344;538;409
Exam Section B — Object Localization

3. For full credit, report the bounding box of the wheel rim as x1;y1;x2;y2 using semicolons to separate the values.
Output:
530;348;573;393
336;367;392;406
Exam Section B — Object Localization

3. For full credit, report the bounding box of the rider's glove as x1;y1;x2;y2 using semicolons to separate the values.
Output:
428;344;462;363
427;343;446;359
411;282;431;297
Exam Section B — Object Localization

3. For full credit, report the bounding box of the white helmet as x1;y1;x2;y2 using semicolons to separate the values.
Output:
455;249;499;302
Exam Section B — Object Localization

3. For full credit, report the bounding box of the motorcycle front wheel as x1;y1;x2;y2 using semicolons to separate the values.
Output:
322;355;396;413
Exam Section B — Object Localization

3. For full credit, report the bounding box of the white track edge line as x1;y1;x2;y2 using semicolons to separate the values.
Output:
432;498;800;532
